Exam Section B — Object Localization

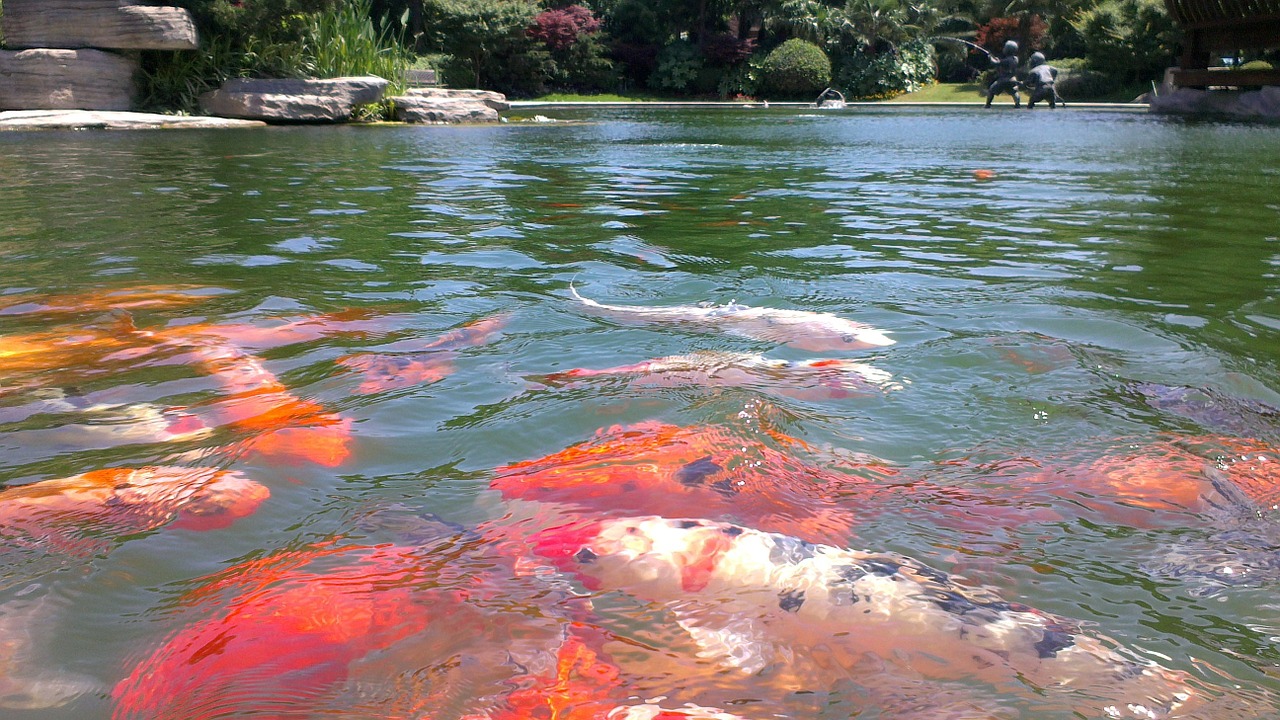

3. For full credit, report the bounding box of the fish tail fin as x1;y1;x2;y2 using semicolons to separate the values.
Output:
568;278;600;307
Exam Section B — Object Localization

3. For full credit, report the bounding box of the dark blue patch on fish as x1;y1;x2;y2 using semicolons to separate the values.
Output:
676;457;723;487
770;536;817;565
574;548;598;564
1034;629;1074;658
778;589;805;612
862;558;901;576
709;479;739;497
721;525;744;536
677;520;702;529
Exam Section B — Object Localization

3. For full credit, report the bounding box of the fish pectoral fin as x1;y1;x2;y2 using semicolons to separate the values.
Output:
667;600;781;675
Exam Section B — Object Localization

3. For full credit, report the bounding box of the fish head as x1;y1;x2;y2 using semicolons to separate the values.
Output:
168;471;270;531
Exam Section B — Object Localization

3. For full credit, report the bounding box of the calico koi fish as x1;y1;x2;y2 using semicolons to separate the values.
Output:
526;516;1198;720
337;312;509;394
540;350;902;399
0;466;268;554
569;285;893;352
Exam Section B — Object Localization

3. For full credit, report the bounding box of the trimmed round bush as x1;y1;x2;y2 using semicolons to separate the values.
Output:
758;39;831;99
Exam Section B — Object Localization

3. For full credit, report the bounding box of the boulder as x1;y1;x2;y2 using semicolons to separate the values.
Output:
198;91;350;123
1149;86;1280;120
389;96;500;124
0;49;137;111
198;76;390;123
401;87;509;112
1;0;198;51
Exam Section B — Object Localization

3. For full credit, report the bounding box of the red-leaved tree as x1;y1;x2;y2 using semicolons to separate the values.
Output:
529;5;601;52
975;15;1048;56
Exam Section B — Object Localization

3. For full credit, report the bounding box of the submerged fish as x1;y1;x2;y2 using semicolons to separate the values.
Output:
526;516;1198;720
0;284;220;317
492;421;889;546
0;595;103;710
540;350;902;399
569;285;894;352
337;312;509;394
0;466;268;554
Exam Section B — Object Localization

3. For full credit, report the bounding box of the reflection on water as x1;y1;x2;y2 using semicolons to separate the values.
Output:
0;108;1278;718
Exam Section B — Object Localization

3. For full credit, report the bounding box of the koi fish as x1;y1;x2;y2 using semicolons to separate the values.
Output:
492;421;884;546
526;516;1198;720
337;312;509;394
0;466;268;554
112;545;439;720
0;595;103;709
569;285;894;352
540;350;902;399
159;307;402;352
0;285;220;317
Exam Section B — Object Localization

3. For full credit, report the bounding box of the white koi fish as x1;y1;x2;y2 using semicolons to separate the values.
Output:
542;350;903;397
528;516;1197;720
569;285;894;352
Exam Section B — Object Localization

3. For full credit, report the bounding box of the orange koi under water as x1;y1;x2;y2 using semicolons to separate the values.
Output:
0;467;268;554
337;312;509;394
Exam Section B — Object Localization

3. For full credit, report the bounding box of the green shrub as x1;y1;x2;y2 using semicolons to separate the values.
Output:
419;0;549;96
758;39;830;100
651;41;703;92
834;39;935;100
1055;68;1116;99
1240;60;1275;71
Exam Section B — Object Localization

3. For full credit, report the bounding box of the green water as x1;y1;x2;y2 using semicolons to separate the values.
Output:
1;107;1279;718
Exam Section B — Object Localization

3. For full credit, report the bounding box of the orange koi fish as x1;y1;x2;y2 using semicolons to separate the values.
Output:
159;307;402;351
0;467;268;554
539;350;902;400
1004;435;1280;527
492;421;886;546
569;285;893;352
138;330;353;467
337;312;509;394
0;285;220;317
526;516;1199;720
112;545;441;720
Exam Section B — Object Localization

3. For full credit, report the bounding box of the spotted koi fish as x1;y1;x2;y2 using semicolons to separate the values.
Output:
569;284;893;352
525;516;1198;720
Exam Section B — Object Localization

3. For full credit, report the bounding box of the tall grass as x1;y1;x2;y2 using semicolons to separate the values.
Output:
306;0;412;94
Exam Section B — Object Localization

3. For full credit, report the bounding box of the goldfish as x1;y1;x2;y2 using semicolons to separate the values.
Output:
569;284;893;352
0;466;268;554
525;516;1198;720
539;350;902;400
337;312;509;394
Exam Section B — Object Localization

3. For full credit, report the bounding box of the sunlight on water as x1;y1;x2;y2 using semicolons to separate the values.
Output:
1;108;1279;719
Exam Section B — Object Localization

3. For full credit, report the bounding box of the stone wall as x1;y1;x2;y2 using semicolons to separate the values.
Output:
0;0;198;111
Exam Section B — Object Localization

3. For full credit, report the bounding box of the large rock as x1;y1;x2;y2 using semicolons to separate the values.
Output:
402;87;509;111
1;0;198;51
389;96;500;124
0;109;266;130
1149;86;1280;120
0;49;137;111
198;76;389;123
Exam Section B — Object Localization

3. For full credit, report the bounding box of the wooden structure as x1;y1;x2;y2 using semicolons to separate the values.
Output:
1164;0;1280;86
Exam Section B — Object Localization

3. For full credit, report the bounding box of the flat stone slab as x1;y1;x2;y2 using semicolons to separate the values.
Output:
0;49;137;111
389;96;500;124
1;0;198;51
198;76;389;123
0;110;267;130
402;87;509;111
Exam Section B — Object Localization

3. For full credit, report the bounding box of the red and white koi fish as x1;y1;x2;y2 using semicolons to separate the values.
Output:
525;516;1198;720
0;466;268;554
337;312;509;394
569;285;893;352
540;350;902;399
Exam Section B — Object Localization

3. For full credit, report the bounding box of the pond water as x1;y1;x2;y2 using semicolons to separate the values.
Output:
1;106;1279;719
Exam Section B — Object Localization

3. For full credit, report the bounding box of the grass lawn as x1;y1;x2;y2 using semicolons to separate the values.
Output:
886;82;986;103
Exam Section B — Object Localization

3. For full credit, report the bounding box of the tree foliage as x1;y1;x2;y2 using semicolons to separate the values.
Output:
758;38;832;98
